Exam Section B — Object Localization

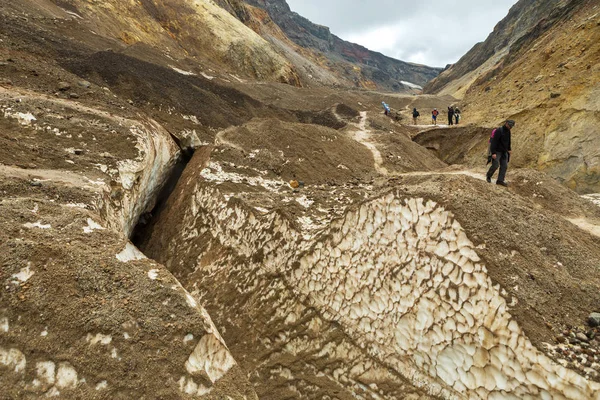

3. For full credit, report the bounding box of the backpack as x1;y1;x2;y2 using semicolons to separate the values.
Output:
432;110;439;116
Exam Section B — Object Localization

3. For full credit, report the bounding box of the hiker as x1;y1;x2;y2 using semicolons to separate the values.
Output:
486;119;515;187
382;102;391;116
412;107;420;124
431;108;439;125
454;107;461;124
447;106;454;125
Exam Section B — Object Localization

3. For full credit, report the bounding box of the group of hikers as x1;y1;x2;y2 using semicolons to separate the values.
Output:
412;106;461;126
382;101;515;187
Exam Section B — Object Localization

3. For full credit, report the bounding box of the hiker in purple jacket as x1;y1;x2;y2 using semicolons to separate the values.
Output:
486;120;515;187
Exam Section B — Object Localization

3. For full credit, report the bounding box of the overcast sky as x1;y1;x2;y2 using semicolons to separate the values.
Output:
286;0;518;68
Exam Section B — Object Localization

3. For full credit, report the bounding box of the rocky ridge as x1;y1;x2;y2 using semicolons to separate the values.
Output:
217;0;442;91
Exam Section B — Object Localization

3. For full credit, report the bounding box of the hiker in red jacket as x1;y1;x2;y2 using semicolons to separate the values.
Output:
431;108;439;125
486;120;515;187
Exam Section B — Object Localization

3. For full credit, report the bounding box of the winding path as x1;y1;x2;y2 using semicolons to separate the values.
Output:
350;111;389;175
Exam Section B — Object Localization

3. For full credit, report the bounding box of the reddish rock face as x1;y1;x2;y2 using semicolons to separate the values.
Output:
220;0;442;92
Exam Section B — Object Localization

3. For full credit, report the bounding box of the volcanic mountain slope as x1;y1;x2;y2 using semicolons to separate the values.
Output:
216;0;442;91
2;0;600;399
424;0;600;193
424;0;569;96
3;0;301;86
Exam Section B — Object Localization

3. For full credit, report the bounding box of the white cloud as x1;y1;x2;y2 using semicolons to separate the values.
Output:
286;0;518;67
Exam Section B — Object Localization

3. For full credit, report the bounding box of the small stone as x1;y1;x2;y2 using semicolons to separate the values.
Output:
570;337;581;345
73;149;84;155
78;80;91;88
550;93;561;99
30;181;42;187
58;82;71;91
588;313;600;327
587;330;596;340
69;93;80;99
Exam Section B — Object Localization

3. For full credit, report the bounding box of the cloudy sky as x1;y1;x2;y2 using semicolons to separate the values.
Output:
286;0;518;68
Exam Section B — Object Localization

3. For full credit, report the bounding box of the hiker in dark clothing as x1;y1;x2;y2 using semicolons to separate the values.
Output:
454;107;461;124
447;106;454;125
486;120;515;187
412;108;420;125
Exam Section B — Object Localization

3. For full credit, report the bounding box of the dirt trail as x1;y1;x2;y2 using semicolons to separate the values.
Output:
215;126;245;151
0;165;106;191
350;111;389;175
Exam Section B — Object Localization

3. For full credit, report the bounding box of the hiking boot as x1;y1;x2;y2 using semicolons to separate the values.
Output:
496;181;508;187
486;176;491;183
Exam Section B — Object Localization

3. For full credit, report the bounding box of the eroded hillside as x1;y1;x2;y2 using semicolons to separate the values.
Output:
2;0;600;399
425;0;600;193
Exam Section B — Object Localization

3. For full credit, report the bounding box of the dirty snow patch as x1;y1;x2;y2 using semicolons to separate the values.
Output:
14;112;37;125
56;363;78;389
148;269;159;280
83;218;105;233
0;318;8;333
200;72;215;80
64;203;88;209
96;380;108;390
200;162;284;192
171;66;196;76
185;334;236;383
185;293;198;308
23;221;51;229
116;243;147;262
295;195;314;208
401;81;423;90
182;114;200;124
36;361;56;385
65;10;83;19
184;334;194;344
567;218;600;238
0;347;26;372
86;333;112;345
12;264;34;283
583;193;600;208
